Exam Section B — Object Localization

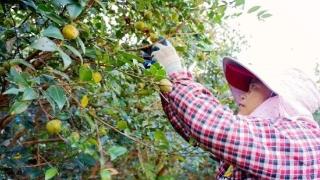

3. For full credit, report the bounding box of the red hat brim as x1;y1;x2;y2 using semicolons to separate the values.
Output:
224;61;256;92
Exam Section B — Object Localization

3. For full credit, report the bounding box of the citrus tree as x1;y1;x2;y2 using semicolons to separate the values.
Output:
0;0;247;179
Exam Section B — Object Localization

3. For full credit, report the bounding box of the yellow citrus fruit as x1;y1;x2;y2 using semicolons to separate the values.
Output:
149;33;158;43
46;119;62;134
159;79;173;93
134;21;146;31
62;24;79;40
93;72;102;83
81;95;89;108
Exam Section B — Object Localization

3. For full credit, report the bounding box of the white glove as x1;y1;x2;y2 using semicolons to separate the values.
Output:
151;40;183;75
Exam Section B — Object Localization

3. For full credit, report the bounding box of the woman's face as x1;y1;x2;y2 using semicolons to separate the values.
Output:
238;79;273;115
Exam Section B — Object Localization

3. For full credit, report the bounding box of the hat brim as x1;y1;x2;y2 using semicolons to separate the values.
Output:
223;57;256;92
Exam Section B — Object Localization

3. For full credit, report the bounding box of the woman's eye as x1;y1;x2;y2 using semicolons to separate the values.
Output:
249;83;257;91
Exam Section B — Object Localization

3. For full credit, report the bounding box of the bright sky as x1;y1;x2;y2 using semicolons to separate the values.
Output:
228;0;320;81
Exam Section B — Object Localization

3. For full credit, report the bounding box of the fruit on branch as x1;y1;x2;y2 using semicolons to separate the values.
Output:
93;72;102;83
62;24;79;40
149;33;158;43
81;95;89;108
144;10;153;19
134;21;146;31
70;131;80;142
46;119;62;134
159;79;173;93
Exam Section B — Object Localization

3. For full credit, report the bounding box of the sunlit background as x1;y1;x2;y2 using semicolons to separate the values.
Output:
228;0;320;81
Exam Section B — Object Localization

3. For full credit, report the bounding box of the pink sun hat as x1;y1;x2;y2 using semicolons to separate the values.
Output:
222;57;320;120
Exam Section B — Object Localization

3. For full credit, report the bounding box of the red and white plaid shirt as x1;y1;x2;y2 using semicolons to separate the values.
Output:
160;71;320;179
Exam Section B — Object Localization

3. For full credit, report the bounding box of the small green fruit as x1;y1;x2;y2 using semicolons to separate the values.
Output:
144;10;153;19
135;21;146;31
149;33;158;43
3;62;10;70
70;132;80;142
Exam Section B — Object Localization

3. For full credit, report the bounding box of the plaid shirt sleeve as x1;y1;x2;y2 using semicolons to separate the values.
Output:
160;70;320;179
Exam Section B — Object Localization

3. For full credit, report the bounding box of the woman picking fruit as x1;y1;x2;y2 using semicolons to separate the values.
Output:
147;39;320;179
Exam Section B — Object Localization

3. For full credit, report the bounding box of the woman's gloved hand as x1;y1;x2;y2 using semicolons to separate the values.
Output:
151;39;183;75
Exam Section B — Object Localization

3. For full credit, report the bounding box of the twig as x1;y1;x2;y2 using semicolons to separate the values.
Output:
22;138;63;146
90;113;151;147
8;6;22;58
167;21;186;38
39;154;54;168
25;50;41;62
126;43;154;52
17;12;33;28
38;100;53;120
8;128;26;147
37;144;40;164
125;21;185;52
159;92;169;103
0;114;15;131
22;162;49;168
75;0;95;21
94;116;105;171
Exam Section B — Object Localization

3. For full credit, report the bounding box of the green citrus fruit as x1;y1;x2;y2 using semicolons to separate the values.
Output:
144;10;153;19
134;21;146;31
149;33;158;43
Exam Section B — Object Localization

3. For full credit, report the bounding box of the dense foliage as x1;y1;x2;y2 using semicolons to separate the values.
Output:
0;0;280;179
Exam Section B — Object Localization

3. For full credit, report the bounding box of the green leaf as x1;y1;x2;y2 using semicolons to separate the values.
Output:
43;26;64;40
154;130;169;149
79;66;92;81
260;13;272;19
118;51;145;63
10;101;31;115
76;37;86;54
64;44;83;63
108;146;127;161
247;6;261;14
257;10;267;17
7;67;29;87
45;167;58;180
22;0;37;9
47;68;71;82
235;0;245;6
46;85;67;110
82;112;95;133
144;63;166;81
67;3;83;19
3;87;21;95
31;37;57;51
42;90;56;112
52;0;73;7
158;175;175;180
22;88;38;100
45;13;65;25
57;48;72;70
95;0;107;14
100;169;111;180
10;59;35;70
